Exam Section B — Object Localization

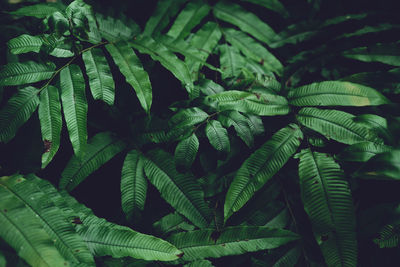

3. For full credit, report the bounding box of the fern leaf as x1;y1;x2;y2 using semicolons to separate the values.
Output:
288;81;389;106
9;3;63;18
38;85;62;169
153;212;195;235
224;28;283;75
59;132;126;191
121;150;147;221
219;44;245;80
169;107;209;132
60;64;88;157
144;149;211;228
213;2;277;45
77;224;183;261
354;149;400;180
167;226;299;261
240;0;288;17
96;13;141;42
167;0;211;40
0;86;39;143
343;42;400;67
205;120;230;153
82;48;115;105
184;260;214;267
224;124;303;221
296;107;377;145
297;149;357;267
106;41;152;112
174;133;199;172
46;36;74;58
0;174;95;266
0;61;55;86
197;78;225;96
337;142;392;162
129;35;194;97
206;90;289;116
7;34;43;54
144;0;187;38
245;114;265;136
272;247;301;267
374;224;400;248
218;111;254;147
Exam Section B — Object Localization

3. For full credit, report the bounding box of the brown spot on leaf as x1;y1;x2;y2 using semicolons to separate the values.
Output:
44;140;52;153
72;217;82;224
221;243;226;247
176;252;184;258
236;78;242;83
75;249;80;253
260;59;264;65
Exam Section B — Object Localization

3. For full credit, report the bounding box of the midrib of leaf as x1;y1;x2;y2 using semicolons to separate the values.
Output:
227;46;235;77
83;238;174;254
289;91;378;101
0;211;49;267
195;24;219;54
209;123;224;149
86;51;104;100
4;68;54;80
42;87;56;141
149;3;174;35
1;184;80;264
175;6;205;40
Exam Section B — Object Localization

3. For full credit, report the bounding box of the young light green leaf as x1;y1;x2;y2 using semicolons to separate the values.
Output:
121;150;147;221
218;111;254;147
298;149;357;267
167;0;211;40
224;28;283;75
38;85;62;169
0;86;39;143
296;107;377;145
60;132;126;191
7;34;43;54
219;44;246;80
224;124;303;221
213;2;277;45
8;3;64;18
205;120;230;153
144;0;187;37
167;226;299;261
0;61;55;86
106;41;152;112
144;149;211;228
82;48;115;105
288;81;390;106
174;133;199;171
60;64;88;157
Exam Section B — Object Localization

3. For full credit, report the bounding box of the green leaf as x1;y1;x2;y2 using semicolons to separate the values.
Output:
218;111;254;147
77;224;183;261
224;124;303;221
59;132;126;191
184;260;215;267
167;0;211;40
298;149;357;267
96;13;141;42
38;85;62;169
239;0;288;17
296;107;378;145
144;149;211;228
272;247;301;267
143;0;187;37
174;133;199;171
153;212;195;235
0;86;39;143
288;81;390;106
0;174;95;266
354;149;400;180
9;3;64;18
374;224;400;248
213;1;277;45
197;79;225;96
337;142;392;162
7;34;43;54
60;64;88;157
224;28;283;75
343;42;400;67
82;48;115;105
206;90;289;116
219;44;245;80
0;61;55;86
167;226;299;261
121;150;147;221
245;114;265;136
129;35;194;97
169;107;209;134
106;41;152;112
205;120;230;153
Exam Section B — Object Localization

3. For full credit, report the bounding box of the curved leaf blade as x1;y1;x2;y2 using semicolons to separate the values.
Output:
337;142;392;162
174;133;199;171
224;124;303;221
205;120;230;153
218;111;253;147
60;132;126;191
7;34;43;54
354;149;400;180
219;44;245;80
0;61;55;86
9;3;63;18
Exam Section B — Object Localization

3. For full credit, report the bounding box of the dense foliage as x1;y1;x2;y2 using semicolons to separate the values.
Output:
0;0;400;266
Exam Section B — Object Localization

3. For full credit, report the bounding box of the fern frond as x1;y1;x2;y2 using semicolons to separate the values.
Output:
38;85;62;169
59;132;126;191
7;34;43;54
153;212;195;235
0;86;40;143
224;124;303;221
96;13;140;42
218;110;254;147
205;120;230;153
374;224;400;248
82;48;115;105
296;107;377;145
219;44;245;80
297;149;357;267
0;61;55;86
354;149;400;180
288;81;389;106
174;133;199;172
144;149;211;228
337;142;392;162
169;107;209;132
197;79;225;96
167;226;299;261
343;42;400;67
240;0;288;17
106;41;152;112
213;2;277;45
121;150;147;221
60;64;88;157
9;3;63;18
184;260;214;267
